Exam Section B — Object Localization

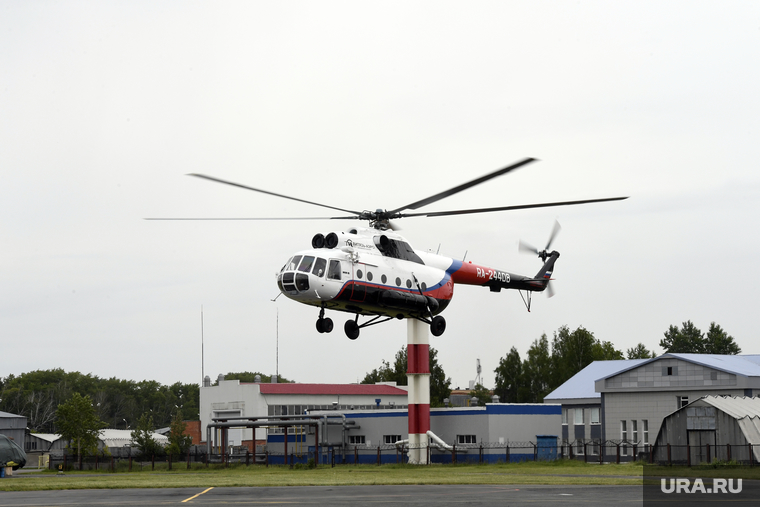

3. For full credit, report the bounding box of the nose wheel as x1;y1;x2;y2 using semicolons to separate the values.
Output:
316;306;334;334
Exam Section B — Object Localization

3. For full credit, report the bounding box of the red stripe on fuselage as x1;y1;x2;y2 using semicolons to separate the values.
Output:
449;261;493;286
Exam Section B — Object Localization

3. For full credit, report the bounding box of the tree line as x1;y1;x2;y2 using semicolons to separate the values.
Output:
0;369;199;433
361;320;741;405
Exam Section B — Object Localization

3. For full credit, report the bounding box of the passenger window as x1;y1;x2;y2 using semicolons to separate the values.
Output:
312;258;327;278
327;260;342;281
298;256;315;272
287;256;302;271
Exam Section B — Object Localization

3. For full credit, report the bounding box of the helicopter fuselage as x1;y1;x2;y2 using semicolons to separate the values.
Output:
276;227;555;323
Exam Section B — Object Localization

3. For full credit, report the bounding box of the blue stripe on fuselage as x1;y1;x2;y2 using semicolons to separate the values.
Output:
425;259;462;291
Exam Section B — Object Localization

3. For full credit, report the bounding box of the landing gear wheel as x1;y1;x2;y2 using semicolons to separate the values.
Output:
430;315;446;337
316;317;334;334
344;319;360;340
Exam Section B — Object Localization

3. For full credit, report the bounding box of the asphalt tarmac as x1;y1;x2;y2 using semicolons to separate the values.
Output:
0;484;643;506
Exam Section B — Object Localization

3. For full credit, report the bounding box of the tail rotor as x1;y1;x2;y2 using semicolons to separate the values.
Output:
519;220;561;297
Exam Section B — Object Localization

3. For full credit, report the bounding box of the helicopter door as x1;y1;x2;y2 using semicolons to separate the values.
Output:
349;263;367;302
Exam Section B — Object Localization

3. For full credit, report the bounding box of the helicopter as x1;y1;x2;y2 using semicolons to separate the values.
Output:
151;158;627;339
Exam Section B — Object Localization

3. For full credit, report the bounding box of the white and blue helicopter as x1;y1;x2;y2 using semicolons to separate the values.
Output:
151;158;626;339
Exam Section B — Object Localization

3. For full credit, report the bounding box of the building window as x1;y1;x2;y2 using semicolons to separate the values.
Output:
562;409;568;425
574;408;584;425
576;440;584;455
643;420;649;444
457;435;477;444
590;407;600;425
383;435;402;445
679;396;689;408
632;420;638;443
349;435;366;445
621;420;628;454
663;366;678;376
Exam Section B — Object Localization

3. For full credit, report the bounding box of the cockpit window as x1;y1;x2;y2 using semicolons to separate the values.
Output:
327;259;342;280
298;256;315;273
287;255;302;271
312;257;327;278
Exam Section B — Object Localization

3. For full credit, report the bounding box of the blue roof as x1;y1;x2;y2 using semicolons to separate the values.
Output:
544;354;760;402
544;359;647;400
600;354;760;380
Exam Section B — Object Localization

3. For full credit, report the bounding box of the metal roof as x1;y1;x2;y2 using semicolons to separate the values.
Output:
544;359;648;400
601;354;760;380
689;396;760;461
99;429;168;448
258;383;408;396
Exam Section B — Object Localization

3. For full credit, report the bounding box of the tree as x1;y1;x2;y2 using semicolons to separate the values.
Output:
469;383;493;405
522;334;552;402
220;372;293;384
704;323;741;355
360;345;451;407
592;340;625;361
130;413;164;458
56;392;105;460
627;343;657;359
494;347;522;403
165;410;193;457
660;321;705;353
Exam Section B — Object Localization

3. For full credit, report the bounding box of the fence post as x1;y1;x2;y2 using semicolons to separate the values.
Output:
533;442;537;462
453;443;457;464
168;453;172;471
377;446;380;465
649;445;653;464
706;443;711;464
396;445;399;464
151;454;155;471
616;443;620;464
79;453;83;471
506;444;510;463
727;443;731;462
111;456;114;472
479;444;483;463
750;444;754;466
129;456;132;472
584;442;588;463
265;450;269;467
354;446;358;465
599;442;603;464
188;451;191;470
667;444;671;466
687;445;691;467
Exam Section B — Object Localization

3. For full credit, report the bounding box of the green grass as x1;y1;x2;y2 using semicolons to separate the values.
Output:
6;460;760;492
2;460;647;491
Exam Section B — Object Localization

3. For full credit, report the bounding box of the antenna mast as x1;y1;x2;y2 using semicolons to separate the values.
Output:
201;305;205;384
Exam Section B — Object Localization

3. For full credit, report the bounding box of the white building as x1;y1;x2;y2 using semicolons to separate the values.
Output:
200;378;409;450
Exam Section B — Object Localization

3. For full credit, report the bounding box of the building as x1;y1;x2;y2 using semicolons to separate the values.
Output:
0;411;26;448
653;395;760;464
545;354;760;460
544;359;646;456
201;377;562;462
200;378;409;451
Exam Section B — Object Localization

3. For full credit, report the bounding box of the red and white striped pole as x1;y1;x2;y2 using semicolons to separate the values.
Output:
406;318;430;464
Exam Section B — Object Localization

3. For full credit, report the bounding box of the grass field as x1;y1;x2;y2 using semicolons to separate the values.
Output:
3;460;759;492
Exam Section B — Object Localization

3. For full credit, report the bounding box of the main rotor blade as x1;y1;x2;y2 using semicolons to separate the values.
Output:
398;196;629;218
386;158;537;215
188;173;363;216
144;216;360;221
518;240;539;255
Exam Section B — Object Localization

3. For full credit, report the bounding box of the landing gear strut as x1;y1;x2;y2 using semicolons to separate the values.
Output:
316;306;333;334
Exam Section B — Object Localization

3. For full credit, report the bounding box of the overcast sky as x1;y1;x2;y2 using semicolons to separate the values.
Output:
2;1;759;391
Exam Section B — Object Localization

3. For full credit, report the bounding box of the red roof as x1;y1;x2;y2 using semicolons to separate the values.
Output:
256;383;407;396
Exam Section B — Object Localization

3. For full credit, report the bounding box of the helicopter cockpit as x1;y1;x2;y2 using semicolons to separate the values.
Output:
277;254;341;294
